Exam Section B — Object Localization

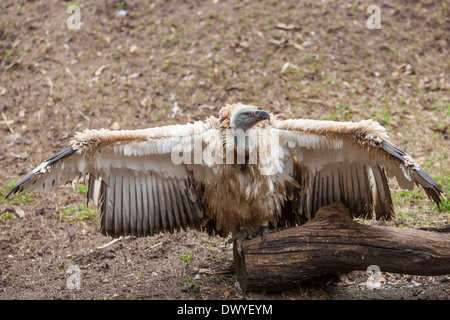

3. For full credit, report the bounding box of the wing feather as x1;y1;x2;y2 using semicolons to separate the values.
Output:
372;165;394;220
129;175;137;235
104;174;115;235
171;180;187;230
356;165;372;218
156;178;168;233
135;175;144;237
345;166;355;214
146;175;155;236
326;175;333;205
6;121;217;238
141;174;149;236
350;163;362;216
114;175;123;237
151;175;161;234
332;170;340;203
275;117;443;221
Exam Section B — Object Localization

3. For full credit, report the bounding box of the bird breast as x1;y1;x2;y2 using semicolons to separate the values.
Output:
201;163;285;236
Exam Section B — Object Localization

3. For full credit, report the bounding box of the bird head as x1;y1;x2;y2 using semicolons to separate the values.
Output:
229;104;270;131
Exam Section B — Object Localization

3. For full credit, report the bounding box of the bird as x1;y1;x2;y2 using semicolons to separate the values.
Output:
6;103;444;253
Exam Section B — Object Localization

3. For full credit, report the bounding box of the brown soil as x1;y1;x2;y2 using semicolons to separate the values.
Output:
0;0;448;300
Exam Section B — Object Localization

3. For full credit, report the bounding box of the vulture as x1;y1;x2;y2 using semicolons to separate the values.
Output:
6;103;444;252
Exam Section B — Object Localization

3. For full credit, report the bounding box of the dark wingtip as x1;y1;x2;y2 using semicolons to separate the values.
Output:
4;147;76;199
5;187;17;199
380;140;445;206
5;171;35;199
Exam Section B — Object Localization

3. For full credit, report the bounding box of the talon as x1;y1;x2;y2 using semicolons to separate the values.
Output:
256;225;277;243
235;238;243;257
226;228;251;258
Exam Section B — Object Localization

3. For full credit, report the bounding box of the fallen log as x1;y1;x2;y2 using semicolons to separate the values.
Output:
233;202;450;293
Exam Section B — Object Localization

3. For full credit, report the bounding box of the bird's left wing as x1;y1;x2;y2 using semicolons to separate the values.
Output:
272;118;444;222
6;121;217;238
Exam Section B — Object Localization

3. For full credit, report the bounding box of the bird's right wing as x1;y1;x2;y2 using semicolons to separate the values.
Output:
6;120;221;238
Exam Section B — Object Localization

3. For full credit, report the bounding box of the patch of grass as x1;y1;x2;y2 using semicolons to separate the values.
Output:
394;189;424;205
4;49;13;62
0;212;14;223
199;236;221;248
438;198;450;212
135;273;145;279
163;29;180;45
336;103;349;110
434;176;450;212
58;205;98;222
114;1;125;8
180;250;193;266
374;106;392;128
75;184;89;195
162;59;171;70
184;276;200;293
326;103;351;121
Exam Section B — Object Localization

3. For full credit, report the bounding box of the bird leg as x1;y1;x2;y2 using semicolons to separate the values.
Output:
225;228;251;257
226;224;278;257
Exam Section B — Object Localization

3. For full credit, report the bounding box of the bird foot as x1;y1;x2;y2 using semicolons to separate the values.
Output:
226;226;278;257
226;228;251;258
255;225;277;243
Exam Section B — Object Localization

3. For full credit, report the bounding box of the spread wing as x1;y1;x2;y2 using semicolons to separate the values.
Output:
6;121;219;238
274;118;444;223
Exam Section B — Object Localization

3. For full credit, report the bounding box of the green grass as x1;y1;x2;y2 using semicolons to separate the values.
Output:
58;205;98;222
180;250;193;266
184;276;200;293
75;184;89;195
393;173;449;227
434;176;450;211
0;212;14;223
374;106;392;127
69;2;81;7
394;189;424;205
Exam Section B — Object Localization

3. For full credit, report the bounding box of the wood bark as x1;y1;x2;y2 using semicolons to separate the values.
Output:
233;202;450;293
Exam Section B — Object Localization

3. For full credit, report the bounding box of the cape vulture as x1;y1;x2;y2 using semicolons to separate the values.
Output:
6;104;444;252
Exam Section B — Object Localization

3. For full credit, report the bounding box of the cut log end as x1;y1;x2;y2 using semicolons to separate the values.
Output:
233;202;450;293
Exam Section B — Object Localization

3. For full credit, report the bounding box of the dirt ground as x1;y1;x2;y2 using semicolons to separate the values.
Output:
0;0;448;300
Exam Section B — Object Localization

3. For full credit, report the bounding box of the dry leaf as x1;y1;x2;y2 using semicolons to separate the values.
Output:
129;45;138;54
281;62;290;73
64;66;75;79
10;152;28;160
275;23;301;31
269;38;287;46
94;64;109;76
111;122;120;130
140;97;151;108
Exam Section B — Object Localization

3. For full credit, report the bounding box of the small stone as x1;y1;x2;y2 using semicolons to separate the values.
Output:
4;133;22;143
13;207;25;218
66;226;76;238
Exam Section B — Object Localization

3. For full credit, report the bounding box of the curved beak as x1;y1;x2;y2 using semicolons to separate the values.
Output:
253;110;270;121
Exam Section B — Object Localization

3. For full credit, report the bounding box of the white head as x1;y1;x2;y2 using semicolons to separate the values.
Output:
229;104;270;131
